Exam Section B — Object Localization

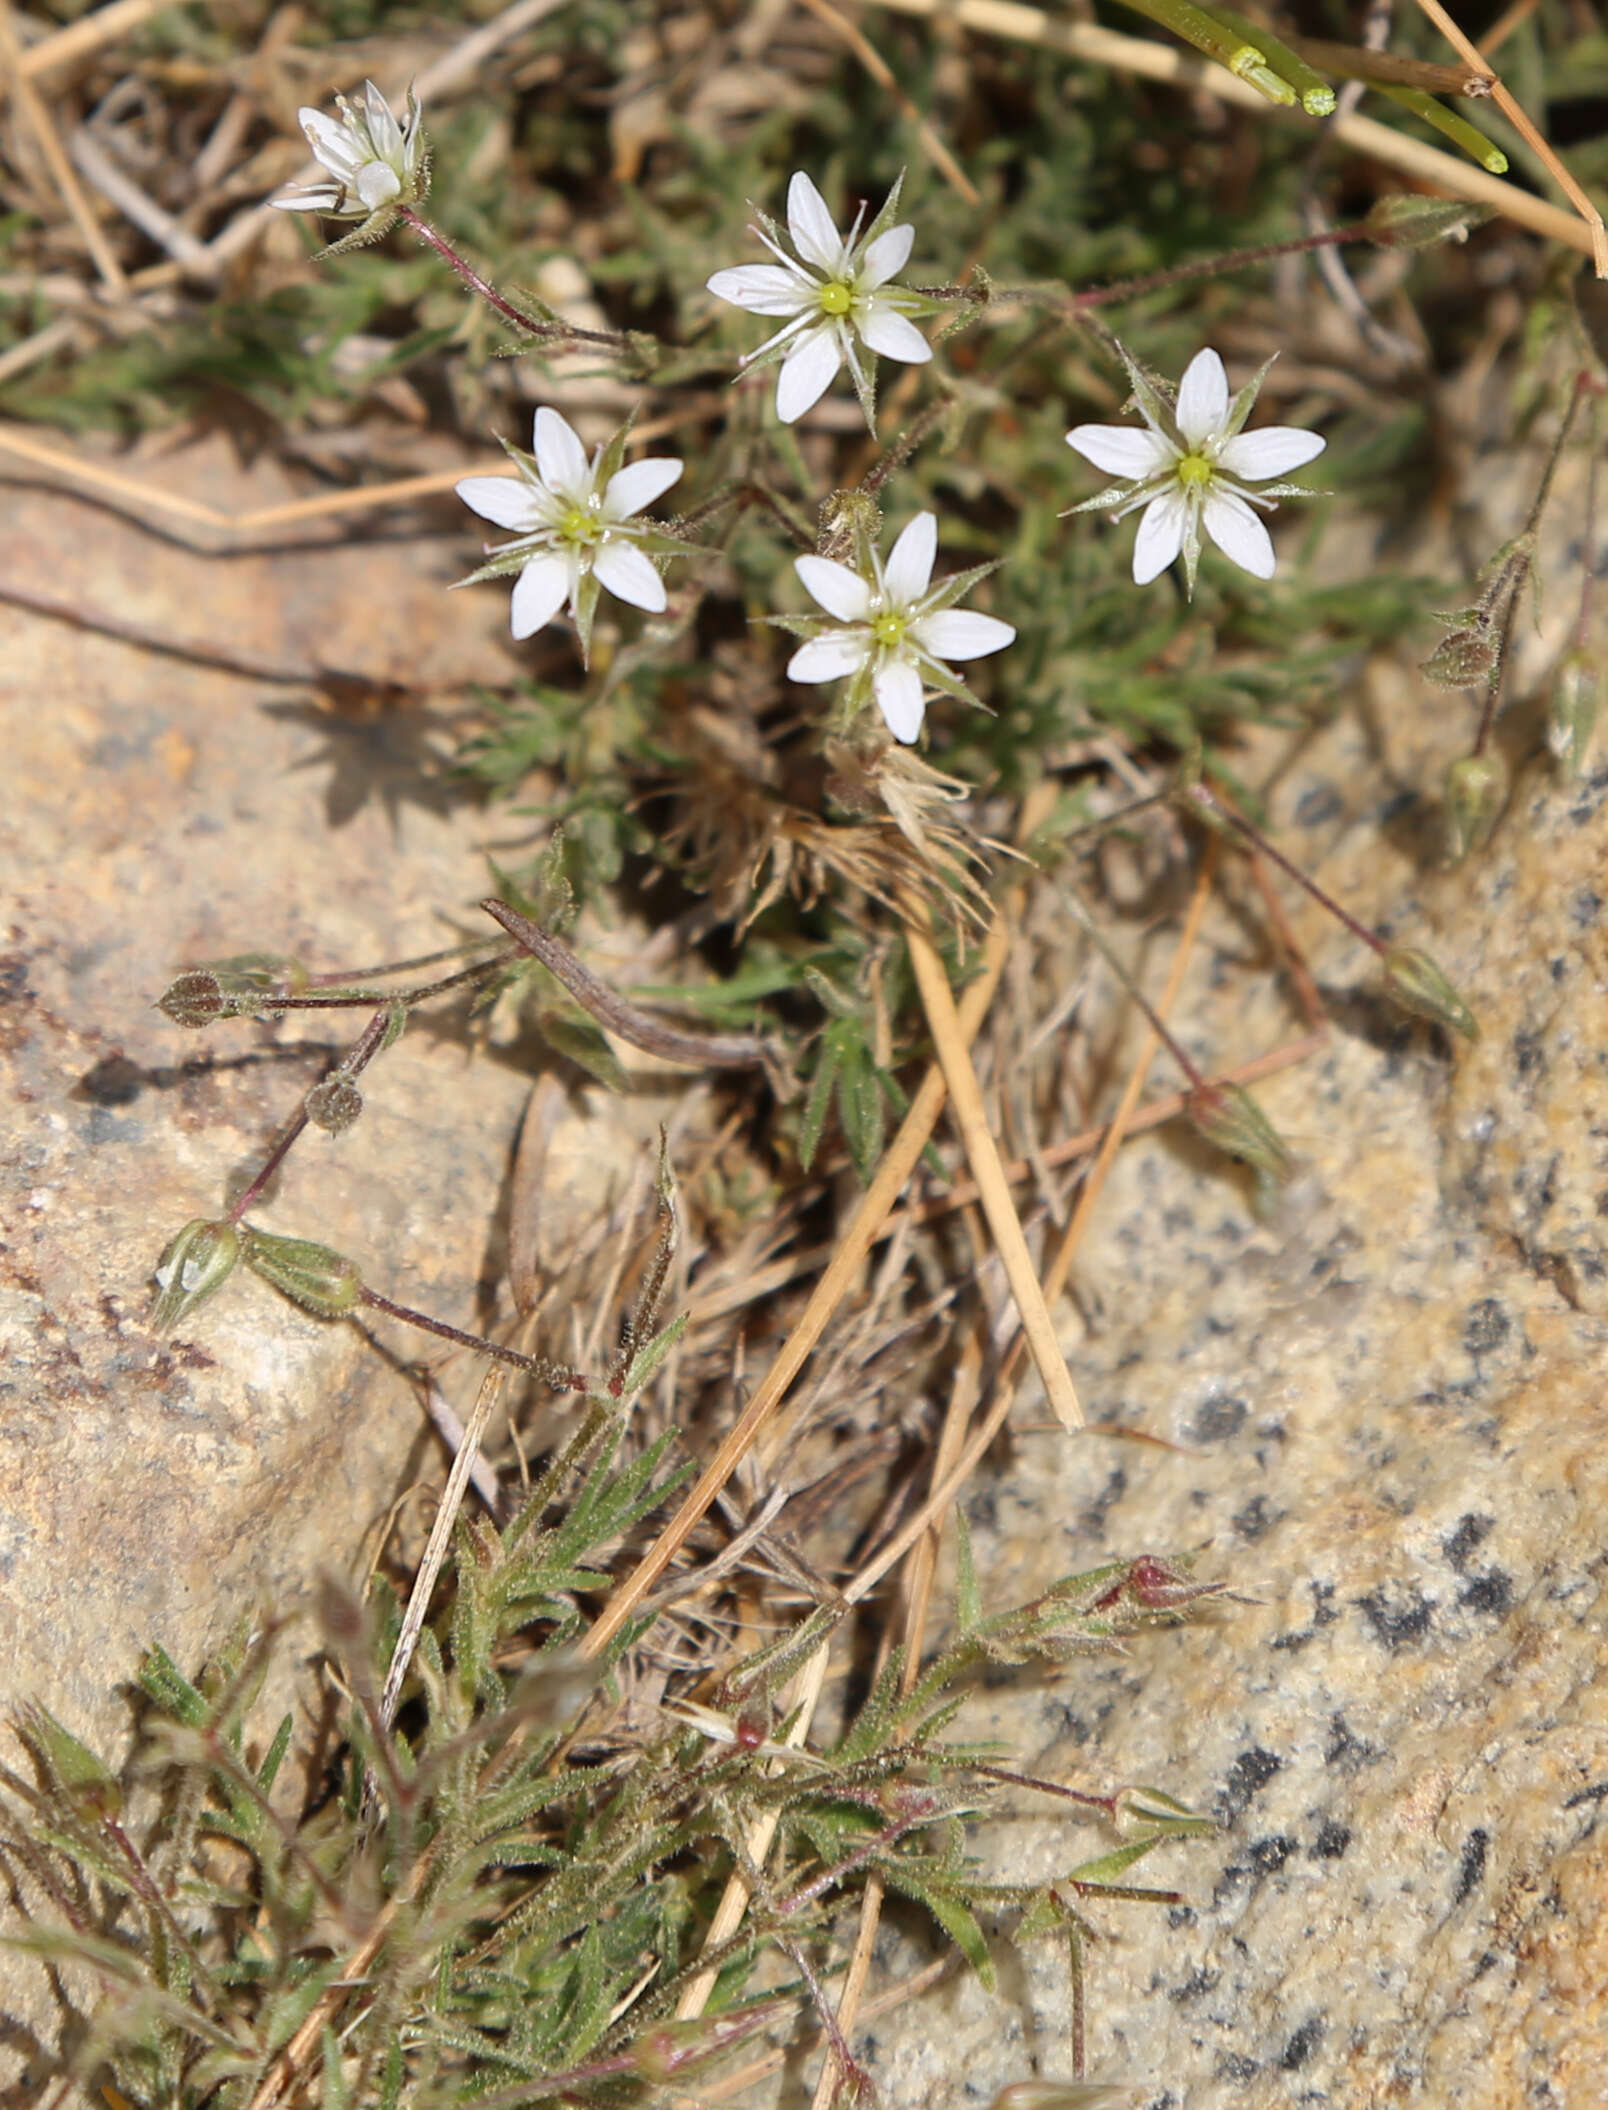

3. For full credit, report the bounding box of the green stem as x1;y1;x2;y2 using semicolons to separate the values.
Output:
1208;3;1335;113
1113;0;1296;104
1379;85;1508;172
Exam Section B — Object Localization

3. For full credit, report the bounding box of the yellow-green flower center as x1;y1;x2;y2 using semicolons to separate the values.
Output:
560;497;605;546
818;280;855;319
871;609;908;650
1176;452;1214;490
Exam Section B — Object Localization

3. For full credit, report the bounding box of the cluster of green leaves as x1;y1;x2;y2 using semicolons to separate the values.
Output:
3;1439;1211;2109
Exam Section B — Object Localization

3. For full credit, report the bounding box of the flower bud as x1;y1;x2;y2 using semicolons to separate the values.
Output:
149;1218;243;1331
1442;752;1507;863
1366;195;1489;249
1382;946;1479;1041
1421;624;1497;690
157;970;225;1028
1547;650;1601;779
243;1231;363;1317
1186;1083;1291;1190
305;1075;364;1134
19;1706;123;1822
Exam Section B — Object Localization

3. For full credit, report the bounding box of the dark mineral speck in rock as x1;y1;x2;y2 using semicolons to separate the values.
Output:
1358;1583;1436;1650
1459;1569;1513;1616
1248;1833;1298;1875
1191;1393;1247;1442
1443;1512;1494;1570
1463;1298;1511;1356
1219;1745;1282;1819
1233;1494;1275;1541
1280;2017;1324;2071
1453;1827;1489;1904
1294;782;1342;827
1311;1818;1352;1859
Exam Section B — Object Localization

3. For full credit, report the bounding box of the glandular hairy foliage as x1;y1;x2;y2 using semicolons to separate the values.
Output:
2;1487;1210;2109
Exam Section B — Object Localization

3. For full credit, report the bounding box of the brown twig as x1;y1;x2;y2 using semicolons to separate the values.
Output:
577;904;1019;1663
1406;0;1608;275
0;422;506;548
16;0;169;80
793;0;982;206
862;0;1602;261
903;899;1083;1432
844;845;1221;1608
0;0;128;294
481;899;772;1070
810;1335;982;2108
685;1028;1327;1327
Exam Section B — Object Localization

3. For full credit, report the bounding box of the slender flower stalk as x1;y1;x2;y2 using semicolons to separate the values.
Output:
707;171;934;428
1067;343;1325;594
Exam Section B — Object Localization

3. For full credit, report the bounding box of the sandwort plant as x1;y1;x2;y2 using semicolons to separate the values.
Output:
2;4;1605;2104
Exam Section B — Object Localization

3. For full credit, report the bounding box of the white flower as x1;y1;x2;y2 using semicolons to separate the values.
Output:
782;512;1014;744
1066;345;1326;595
707;171;932;427
455;408;684;661
271;80;427;223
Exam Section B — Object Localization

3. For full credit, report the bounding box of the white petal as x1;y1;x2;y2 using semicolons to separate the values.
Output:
510;552;573;638
271;189;343;212
363;81;402;162
787;171;847;275
860;223;914;289
1217;427;1326;481
795;555;872;621
706;265;811;316
456;475;543;530
1132;490;1188;584
788;633;871;684
356;162;401;211
300;109;362;177
532;407;591;500
602;456;683;521
593;539;667;612
1176;348;1229;447
1202;488;1276;578
884;512;937;604
1066;424;1172;480
857;303;931;365
911;609;1015;661
775;328;843;422
873;658;926;743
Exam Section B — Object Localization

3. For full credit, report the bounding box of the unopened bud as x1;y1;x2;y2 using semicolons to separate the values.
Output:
244;1231;363;1317
1186;1083;1292;1190
1547;650;1601;779
1421;624;1497;690
20;1706;123;1822
1382;946;1479;1041
1366;195;1489;249
305;1075;363;1134
150;1218;242;1331
1442;752;1507;863
157;970;225;1028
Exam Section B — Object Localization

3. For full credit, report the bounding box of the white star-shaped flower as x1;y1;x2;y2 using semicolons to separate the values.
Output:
1066;345;1326;595
271;81;427;225
456;409;684;663
707;171;932;428
781;511;1014;744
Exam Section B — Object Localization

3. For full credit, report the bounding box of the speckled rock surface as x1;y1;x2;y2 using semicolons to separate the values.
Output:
851;579;1608;2098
